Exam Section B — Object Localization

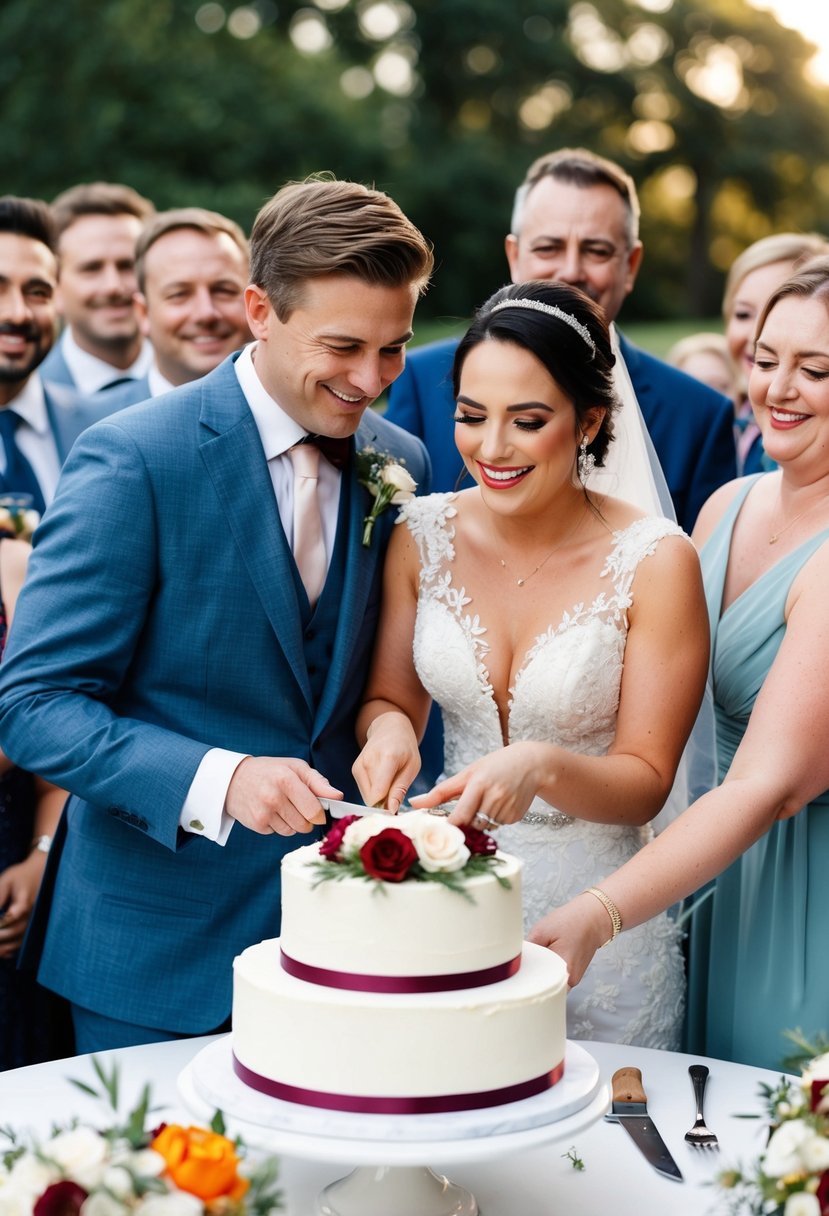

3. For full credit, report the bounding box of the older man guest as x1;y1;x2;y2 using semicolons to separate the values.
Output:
387;147;736;533
0;177;433;1053
41;181;155;395
109;207;252;403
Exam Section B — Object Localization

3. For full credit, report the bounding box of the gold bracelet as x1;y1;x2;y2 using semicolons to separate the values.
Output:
585;886;622;945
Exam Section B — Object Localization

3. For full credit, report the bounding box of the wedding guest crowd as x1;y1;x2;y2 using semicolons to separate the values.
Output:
0;149;827;1074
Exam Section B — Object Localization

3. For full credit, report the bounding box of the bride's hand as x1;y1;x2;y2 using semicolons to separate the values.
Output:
352;712;421;814
527;893;612;988
410;742;545;827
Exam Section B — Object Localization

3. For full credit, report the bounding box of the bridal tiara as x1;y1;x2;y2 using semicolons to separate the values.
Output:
488;298;597;354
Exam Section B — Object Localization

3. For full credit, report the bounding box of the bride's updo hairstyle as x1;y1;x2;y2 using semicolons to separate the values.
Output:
452;281;618;467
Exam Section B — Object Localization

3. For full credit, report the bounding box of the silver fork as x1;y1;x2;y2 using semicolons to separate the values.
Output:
685;1064;719;1149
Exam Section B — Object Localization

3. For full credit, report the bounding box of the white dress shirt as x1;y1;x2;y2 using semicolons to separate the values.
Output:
60;329;154;395
179;343;343;844
0;374;62;505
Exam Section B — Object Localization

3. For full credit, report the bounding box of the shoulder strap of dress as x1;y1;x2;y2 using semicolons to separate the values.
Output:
396;492;458;584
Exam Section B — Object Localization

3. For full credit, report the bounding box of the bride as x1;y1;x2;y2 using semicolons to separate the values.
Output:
353;280;709;1048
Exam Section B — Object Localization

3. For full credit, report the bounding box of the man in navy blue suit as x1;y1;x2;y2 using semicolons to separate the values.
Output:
0;179;433;1052
386;147;736;534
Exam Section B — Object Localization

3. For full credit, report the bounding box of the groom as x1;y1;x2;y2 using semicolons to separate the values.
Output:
0;177;433;1051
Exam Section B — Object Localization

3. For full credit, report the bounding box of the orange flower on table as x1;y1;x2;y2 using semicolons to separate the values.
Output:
151;1125;250;1202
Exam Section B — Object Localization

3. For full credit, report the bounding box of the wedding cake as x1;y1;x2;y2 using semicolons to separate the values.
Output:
232;811;568;1114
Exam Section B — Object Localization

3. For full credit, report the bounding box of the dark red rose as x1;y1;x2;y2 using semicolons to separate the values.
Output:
816;1168;829;1213
810;1079;829;1112
319;815;360;860
34;1182;88;1216
360;828;418;882
461;825;497;856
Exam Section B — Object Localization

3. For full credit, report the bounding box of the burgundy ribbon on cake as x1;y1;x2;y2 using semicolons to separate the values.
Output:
280;948;521;993
232;1052;564;1114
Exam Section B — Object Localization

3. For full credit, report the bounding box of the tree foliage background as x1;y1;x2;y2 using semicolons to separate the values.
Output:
3;0;829;320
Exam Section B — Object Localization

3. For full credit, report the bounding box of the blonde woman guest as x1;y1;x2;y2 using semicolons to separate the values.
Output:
667;332;738;404
531;256;829;1071
723;232;829;474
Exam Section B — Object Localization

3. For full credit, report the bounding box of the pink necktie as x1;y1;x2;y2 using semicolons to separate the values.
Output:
288;444;327;606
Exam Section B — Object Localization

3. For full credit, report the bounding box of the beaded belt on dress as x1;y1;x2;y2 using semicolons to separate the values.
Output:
521;809;573;827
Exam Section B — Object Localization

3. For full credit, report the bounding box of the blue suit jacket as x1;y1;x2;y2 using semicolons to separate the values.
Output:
386;333;737;532
42;380;117;464
0;354;430;1032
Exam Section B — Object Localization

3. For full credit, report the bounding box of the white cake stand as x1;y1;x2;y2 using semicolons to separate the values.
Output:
179;1035;609;1216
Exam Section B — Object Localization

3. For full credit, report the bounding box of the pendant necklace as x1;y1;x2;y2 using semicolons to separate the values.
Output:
768;496;825;545
499;509;588;586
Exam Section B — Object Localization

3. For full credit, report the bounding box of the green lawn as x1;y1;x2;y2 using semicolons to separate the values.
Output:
409;314;724;360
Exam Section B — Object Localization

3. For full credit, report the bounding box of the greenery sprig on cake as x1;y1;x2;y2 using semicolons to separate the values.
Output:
310;811;510;899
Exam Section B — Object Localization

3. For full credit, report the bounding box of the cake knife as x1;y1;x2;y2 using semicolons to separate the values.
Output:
319;798;454;818
605;1067;684;1181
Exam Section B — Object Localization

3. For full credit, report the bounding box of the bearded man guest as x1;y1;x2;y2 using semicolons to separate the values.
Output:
0;177;433;1053
0;196;116;512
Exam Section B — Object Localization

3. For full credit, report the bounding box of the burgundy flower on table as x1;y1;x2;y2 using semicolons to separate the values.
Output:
34;1181;88;1216
319;814;360;860
360;827;418;882
461;825;497;856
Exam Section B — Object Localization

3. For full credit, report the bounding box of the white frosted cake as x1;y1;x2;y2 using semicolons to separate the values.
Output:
232;812;568;1114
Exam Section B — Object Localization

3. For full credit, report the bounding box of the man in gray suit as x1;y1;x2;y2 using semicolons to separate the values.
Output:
0;196;113;513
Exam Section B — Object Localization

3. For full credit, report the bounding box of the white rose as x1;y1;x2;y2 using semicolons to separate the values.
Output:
82;1191;130;1216
407;815;470;873
9;1151;56;1192
120;1150;165;1179
801;1133;829;1171
136;1190;203;1216
784;1194;820;1216
44;1128;108;1189
381;463;416;503
802;1053;829;1091
0;1179;38;1216
341;813;396;858
763;1118;812;1177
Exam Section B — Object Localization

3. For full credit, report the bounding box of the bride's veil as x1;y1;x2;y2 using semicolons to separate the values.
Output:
592;324;716;832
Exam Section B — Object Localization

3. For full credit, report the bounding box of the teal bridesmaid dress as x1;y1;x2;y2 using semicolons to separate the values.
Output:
686;474;829;1070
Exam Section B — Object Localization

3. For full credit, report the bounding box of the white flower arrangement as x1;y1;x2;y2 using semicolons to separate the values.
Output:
718;1037;829;1215
0;1059;282;1216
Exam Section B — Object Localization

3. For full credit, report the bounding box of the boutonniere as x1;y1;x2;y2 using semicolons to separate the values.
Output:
355;447;417;547
0;496;40;542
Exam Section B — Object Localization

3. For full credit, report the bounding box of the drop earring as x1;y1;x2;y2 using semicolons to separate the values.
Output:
578;435;596;481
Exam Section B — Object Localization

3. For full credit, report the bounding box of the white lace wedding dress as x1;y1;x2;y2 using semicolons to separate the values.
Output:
400;493;687;1049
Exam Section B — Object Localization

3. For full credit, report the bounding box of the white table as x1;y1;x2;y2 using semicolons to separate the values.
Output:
0;1035;783;1215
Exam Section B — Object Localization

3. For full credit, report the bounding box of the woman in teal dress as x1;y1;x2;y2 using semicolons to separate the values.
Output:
532;254;829;1070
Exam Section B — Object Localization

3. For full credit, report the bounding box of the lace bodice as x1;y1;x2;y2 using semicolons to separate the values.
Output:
402;493;684;787
398;493;688;1049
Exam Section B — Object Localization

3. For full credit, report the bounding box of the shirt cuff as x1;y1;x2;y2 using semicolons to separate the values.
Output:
180;749;249;845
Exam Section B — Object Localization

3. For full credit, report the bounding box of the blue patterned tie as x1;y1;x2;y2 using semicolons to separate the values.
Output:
0;407;47;515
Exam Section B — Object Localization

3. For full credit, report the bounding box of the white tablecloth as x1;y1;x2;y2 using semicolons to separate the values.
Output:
1;1035;785;1215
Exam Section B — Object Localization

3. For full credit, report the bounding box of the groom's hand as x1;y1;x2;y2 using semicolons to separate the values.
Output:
225;757;340;836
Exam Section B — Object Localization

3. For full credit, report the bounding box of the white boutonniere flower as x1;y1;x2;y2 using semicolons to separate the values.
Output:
355;448;417;547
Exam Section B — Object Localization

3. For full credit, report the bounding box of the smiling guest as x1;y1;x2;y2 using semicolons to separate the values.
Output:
41;182;155;394
131;208;252;395
0;177;433;1053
